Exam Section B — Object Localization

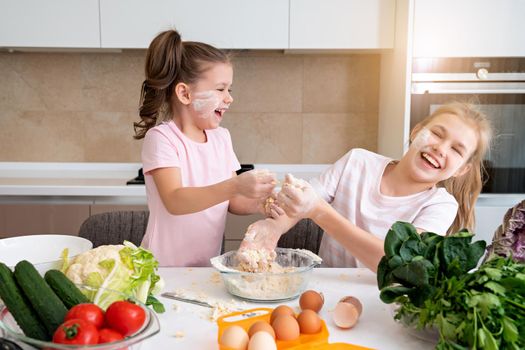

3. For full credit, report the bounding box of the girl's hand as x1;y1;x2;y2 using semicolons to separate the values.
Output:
238;218;283;252
259;191;286;219
236;169;276;199
277;174;321;219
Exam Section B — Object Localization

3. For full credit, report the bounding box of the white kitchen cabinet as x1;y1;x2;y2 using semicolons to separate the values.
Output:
413;0;525;57
0;0;100;48
100;0;289;49
289;0;395;49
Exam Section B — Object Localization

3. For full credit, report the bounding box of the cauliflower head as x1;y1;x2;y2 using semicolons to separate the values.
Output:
65;244;127;285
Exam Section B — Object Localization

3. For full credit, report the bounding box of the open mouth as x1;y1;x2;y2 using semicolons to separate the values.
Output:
214;108;227;118
421;152;441;169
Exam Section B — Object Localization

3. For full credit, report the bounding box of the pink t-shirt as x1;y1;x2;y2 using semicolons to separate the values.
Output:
140;121;240;267
311;148;458;268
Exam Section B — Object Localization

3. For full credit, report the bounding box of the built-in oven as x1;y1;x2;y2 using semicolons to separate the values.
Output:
410;57;525;194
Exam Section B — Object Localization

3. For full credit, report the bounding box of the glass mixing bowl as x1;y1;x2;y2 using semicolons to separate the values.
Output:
211;248;322;302
389;303;439;344
0;286;160;350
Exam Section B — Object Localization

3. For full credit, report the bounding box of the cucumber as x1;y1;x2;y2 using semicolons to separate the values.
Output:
44;269;89;309
0;263;48;341
13;260;68;337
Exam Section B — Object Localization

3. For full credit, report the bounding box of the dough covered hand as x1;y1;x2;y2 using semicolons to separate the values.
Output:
237;219;283;272
276;173;320;219
236;169;277;199
239;218;282;252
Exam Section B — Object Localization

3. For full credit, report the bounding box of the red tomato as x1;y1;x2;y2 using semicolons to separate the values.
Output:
98;328;125;343
65;303;105;329
52;319;99;345
105;301;146;336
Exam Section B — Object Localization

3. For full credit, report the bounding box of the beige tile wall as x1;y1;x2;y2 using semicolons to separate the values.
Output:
0;51;379;163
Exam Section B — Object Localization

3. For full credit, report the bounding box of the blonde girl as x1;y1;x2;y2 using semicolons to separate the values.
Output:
241;102;492;271
134;30;275;267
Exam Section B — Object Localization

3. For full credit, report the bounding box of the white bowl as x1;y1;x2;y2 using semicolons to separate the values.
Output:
0;234;92;274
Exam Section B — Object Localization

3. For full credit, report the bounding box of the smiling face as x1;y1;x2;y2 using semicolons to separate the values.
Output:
188;62;233;129
405;113;479;185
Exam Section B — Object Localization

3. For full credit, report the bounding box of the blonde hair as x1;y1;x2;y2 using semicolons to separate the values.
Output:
410;102;493;234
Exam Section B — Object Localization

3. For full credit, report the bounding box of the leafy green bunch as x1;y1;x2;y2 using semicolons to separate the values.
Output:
377;222;525;349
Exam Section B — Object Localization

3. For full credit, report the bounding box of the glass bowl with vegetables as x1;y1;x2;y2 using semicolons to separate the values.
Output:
0;259;160;350
0;284;160;350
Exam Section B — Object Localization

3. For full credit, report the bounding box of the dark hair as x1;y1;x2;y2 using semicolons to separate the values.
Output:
133;29;230;139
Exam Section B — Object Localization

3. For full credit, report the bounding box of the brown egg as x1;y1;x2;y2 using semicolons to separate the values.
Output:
339;296;363;316
270;305;295;324
297;309;322;334
248;321;275;339
219;325;249;350
299;290;324;313
271;314;300;341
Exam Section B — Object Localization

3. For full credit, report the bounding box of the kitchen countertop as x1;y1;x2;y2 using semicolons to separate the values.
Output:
0;162;144;199
0;162;330;204
149;267;434;350
0;162;521;203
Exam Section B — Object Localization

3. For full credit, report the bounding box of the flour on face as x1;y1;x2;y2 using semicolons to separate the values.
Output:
191;90;222;119
411;127;431;151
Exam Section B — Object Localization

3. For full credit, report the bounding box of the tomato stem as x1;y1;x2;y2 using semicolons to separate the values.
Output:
63;323;79;339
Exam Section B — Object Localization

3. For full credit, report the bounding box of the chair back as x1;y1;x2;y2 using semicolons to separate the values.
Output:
78;211;149;248
277;219;324;254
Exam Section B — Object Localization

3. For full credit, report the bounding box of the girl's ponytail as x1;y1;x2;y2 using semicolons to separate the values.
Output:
133;29;229;139
134;30;183;139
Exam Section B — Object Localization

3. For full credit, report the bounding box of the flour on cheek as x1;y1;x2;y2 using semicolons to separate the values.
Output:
191;91;221;119
411;127;431;151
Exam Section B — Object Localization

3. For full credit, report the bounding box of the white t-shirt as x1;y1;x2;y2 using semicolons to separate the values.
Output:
312;148;458;267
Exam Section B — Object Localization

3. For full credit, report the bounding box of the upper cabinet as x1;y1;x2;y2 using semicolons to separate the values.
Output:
100;0;289;49
0;0;397;50
0;0;100;48
289;0;396;49
413;0;525;57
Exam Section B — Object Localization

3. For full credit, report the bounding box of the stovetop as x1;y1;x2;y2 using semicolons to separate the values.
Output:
126;164;255;185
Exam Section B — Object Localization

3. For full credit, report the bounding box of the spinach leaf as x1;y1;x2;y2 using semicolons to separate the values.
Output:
400;239;426;262
376;256;390;289
392;258;434;288
384;221;419;257
379;285;413;303
442;236;486;276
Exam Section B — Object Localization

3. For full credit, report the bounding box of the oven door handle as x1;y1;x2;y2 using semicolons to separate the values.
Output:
411;82;525;94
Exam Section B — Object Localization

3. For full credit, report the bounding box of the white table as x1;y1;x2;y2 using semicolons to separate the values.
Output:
144;268;435;350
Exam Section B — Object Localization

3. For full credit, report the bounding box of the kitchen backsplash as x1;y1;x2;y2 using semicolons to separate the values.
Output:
0;50;379;163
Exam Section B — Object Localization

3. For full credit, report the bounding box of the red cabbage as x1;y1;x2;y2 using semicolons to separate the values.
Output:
484;200;525;263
